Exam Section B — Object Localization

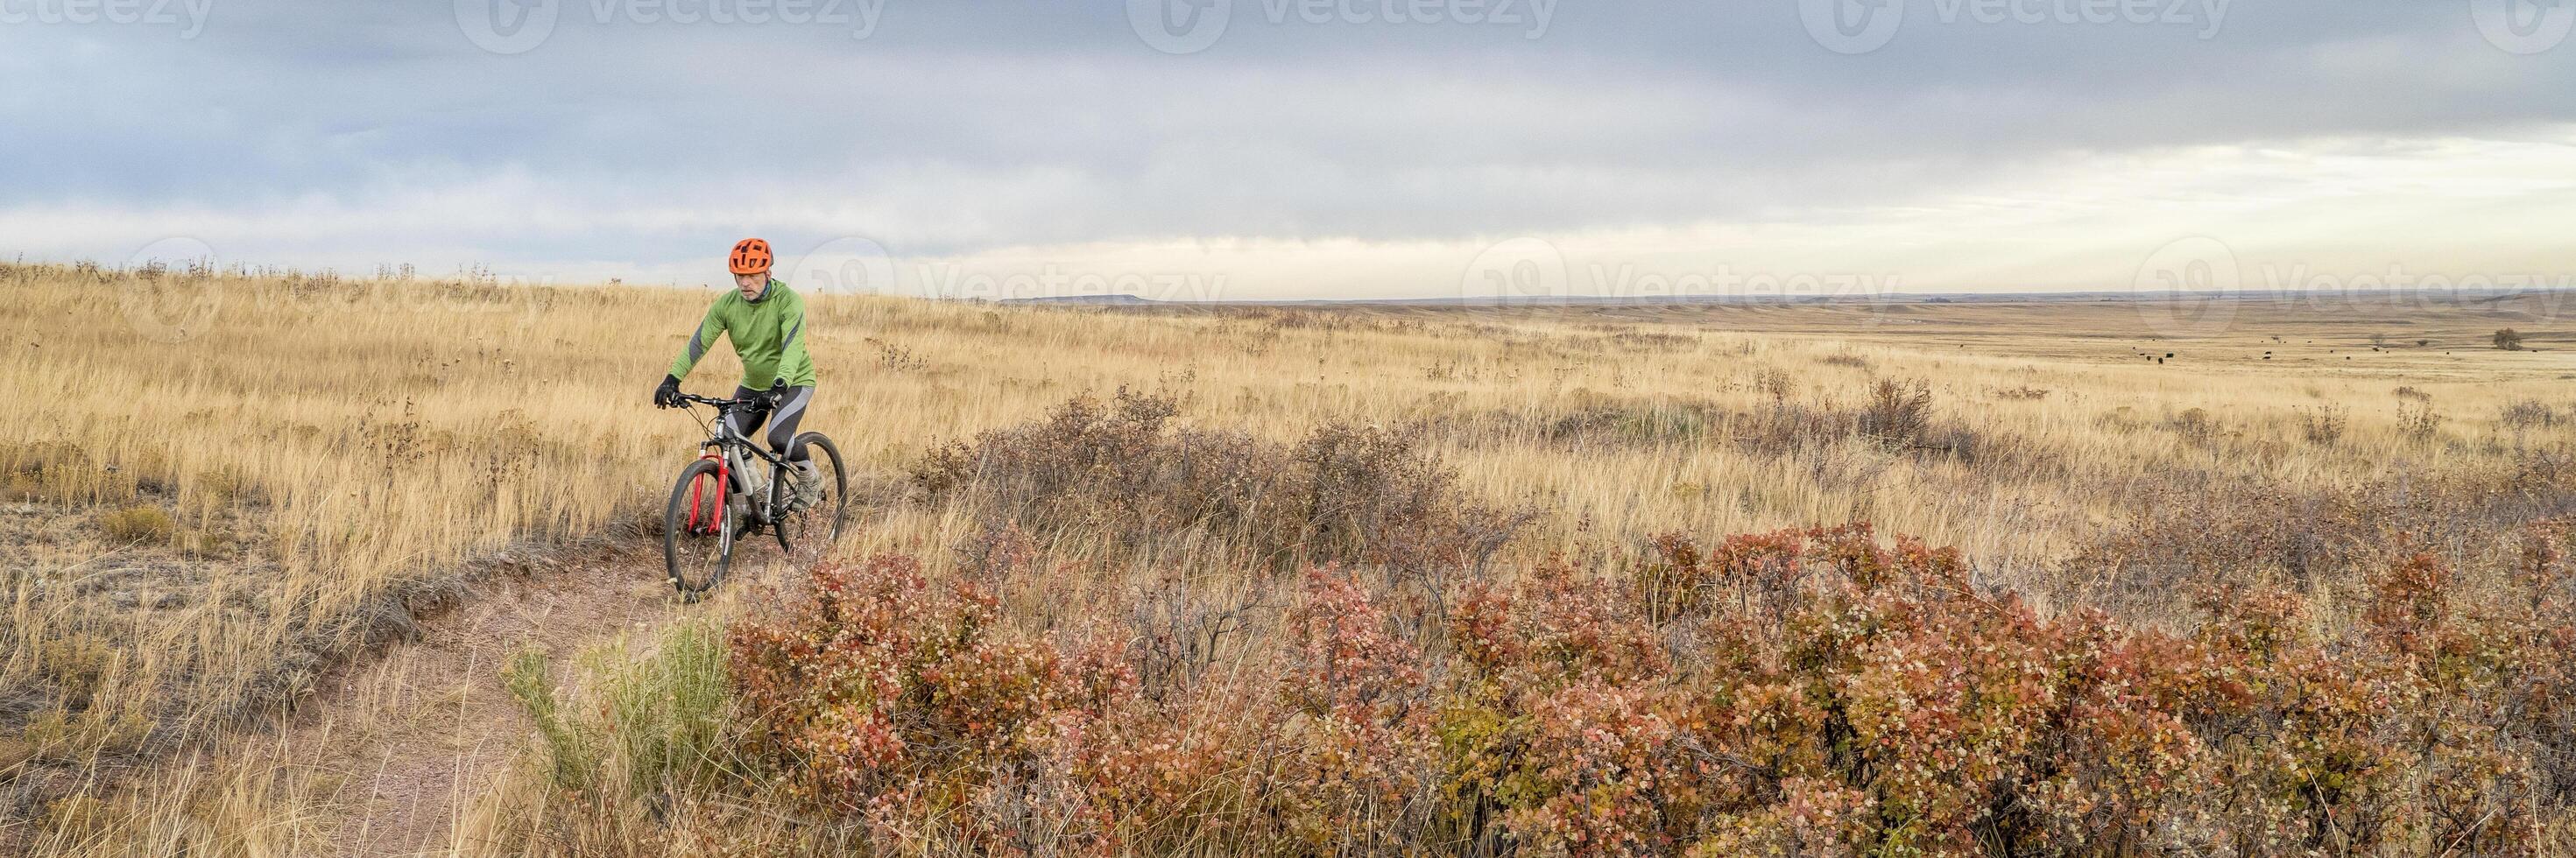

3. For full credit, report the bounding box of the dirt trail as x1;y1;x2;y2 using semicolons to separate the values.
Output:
273;538;797;857
257;539;665;856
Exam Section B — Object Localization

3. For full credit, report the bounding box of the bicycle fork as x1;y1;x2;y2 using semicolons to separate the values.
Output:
687;448;730;537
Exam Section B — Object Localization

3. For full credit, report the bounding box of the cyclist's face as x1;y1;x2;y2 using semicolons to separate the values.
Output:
734;271;767;299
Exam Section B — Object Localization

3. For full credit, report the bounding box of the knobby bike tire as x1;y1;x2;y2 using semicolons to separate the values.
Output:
664;458;733;600
774;433;850;563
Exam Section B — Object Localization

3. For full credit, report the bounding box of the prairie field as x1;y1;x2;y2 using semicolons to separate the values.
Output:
9;259;2576;855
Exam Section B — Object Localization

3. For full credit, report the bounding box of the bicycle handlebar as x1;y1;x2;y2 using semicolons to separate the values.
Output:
667;390;771;411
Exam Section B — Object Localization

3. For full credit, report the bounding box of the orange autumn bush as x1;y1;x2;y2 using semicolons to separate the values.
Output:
726;556;1126;829
717;521;2576;855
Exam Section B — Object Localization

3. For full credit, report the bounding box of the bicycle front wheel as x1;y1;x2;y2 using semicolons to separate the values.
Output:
664;458;734;600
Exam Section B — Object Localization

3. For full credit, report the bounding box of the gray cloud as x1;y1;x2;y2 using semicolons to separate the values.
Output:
4;0;2572;289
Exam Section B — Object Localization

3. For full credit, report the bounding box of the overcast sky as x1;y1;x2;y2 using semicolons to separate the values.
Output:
6;0;2573;299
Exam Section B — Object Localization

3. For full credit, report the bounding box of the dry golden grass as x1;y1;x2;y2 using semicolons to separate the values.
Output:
7;258;2576;853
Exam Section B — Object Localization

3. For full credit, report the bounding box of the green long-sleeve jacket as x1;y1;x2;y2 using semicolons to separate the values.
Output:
669;279;817;389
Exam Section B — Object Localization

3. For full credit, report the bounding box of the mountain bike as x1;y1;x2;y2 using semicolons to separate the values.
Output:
660;390;847;600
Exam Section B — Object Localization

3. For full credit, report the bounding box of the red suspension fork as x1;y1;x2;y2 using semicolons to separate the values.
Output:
687;451;729;535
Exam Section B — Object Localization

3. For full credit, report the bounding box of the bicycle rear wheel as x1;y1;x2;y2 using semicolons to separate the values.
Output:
664;458;734;600
773;432;848;566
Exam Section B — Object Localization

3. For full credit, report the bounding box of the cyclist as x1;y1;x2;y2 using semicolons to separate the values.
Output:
653;238;822;510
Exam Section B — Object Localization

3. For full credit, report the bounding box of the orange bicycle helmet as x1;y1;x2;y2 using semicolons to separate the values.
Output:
728;238;773;275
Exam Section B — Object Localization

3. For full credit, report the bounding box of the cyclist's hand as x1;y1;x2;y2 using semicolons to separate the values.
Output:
653;375;681;408
766;381;788;407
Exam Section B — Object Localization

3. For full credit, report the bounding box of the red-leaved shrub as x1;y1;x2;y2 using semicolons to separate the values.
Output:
720;521;2576;855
